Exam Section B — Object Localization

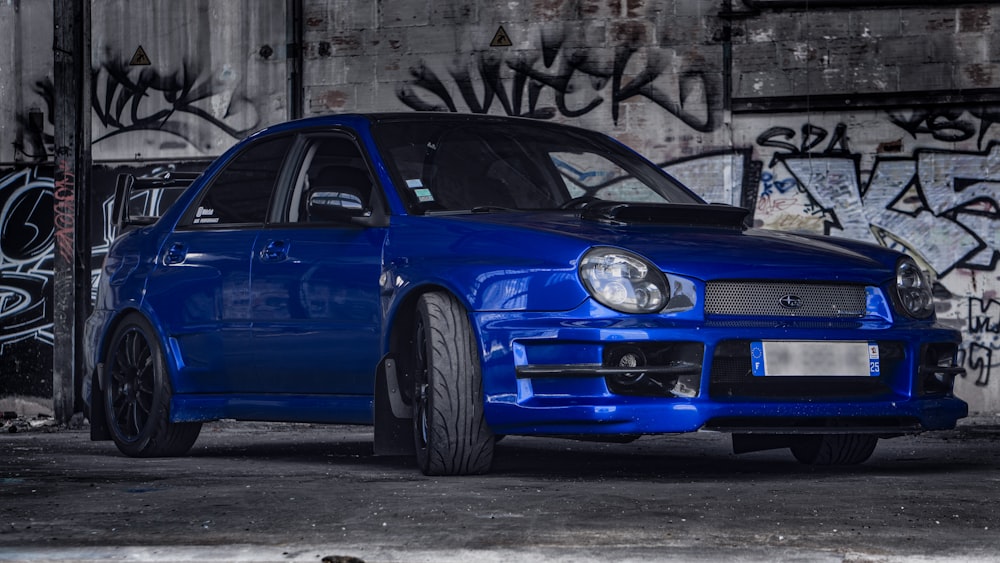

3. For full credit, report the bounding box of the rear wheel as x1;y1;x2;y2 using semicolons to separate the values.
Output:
104;313;201;457
411;292;494;475
791;434;878;465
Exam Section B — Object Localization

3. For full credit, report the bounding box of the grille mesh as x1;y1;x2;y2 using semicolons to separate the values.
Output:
704;282;867;318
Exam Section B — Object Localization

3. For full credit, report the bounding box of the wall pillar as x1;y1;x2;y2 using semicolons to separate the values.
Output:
52;0;92;422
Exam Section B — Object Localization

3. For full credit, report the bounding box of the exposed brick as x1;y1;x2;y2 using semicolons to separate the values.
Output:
609;19;653;45
957;62;998;89
959;6;991;33
306;85;357;113
431;1;478;25
900;8;958;34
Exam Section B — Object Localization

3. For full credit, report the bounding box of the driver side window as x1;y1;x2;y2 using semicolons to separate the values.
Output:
187;135;292;227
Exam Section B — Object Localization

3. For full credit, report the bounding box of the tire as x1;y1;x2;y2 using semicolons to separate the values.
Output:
411;292;494;476
104;313;201;457
790;434;878;465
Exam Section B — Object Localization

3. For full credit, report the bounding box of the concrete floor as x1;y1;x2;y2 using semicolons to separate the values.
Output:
1;415;999;562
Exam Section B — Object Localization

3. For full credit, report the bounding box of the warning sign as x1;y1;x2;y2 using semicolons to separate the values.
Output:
129;46;151;66
490;26;512;47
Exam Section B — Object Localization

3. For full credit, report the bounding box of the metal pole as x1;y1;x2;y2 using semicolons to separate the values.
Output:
286;0;303;120
52;0;92;423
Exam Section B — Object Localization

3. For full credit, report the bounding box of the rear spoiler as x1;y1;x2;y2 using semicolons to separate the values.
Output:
112;171;200;231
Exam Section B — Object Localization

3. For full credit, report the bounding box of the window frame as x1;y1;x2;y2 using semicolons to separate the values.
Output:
177;132;296;230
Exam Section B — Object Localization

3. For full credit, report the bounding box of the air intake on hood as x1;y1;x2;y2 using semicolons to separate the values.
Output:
581;202;750;229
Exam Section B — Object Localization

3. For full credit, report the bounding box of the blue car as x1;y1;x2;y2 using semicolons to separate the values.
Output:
84;113;967;475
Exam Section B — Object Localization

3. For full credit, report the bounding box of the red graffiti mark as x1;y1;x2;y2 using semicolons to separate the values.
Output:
53;160;75;264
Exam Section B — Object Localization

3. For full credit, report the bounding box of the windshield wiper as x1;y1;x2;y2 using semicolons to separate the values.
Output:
470;206;515;213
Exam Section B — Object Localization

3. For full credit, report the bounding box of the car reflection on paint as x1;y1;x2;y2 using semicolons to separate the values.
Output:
83;113;968;475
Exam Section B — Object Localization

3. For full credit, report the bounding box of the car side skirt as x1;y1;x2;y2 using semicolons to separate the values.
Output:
170;394;374;425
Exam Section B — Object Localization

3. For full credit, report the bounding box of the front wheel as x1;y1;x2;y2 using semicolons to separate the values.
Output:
104;313;201;457
411;292;494;475
791;434;878;465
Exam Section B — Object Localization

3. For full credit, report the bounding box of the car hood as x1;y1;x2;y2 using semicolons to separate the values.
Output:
445;207;897;284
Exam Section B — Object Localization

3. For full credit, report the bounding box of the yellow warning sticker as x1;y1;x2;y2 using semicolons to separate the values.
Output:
129;46;151;66
490;26;512;47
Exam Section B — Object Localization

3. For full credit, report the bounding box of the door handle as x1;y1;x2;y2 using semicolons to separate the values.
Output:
163;242;187;265
259;240;289;263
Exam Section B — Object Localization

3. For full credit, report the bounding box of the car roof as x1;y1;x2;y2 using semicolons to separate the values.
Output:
250;112;601;139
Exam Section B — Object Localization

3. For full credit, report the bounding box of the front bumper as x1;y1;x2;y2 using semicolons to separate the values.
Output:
475;308;968;436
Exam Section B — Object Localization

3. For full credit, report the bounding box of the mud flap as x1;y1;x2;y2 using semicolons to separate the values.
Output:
88;364;111;441
374;356;415;456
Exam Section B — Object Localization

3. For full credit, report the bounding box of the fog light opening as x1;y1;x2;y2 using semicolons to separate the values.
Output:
608;346;647;387
921;344;962;396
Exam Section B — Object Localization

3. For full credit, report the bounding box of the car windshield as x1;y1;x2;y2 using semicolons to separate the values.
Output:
372;118;702;213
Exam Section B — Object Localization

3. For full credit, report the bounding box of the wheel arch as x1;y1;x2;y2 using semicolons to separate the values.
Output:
374;283;483;458
383;282;479;361
90;305;182;405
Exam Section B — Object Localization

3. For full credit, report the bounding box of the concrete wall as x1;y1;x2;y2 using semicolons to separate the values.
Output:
2;0;999;413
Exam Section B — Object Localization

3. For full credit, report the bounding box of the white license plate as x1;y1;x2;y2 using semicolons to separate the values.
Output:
750;341;880;377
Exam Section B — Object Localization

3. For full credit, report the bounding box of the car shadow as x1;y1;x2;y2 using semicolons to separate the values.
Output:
180;424;993;481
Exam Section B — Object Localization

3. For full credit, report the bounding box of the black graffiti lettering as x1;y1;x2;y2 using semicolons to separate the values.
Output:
397;29;722;130
612;46;720;132
11;80;55;161
397;64;457;113
756;127;798;156
92;58;260;150
507;52;594;119
756;123;851;156
968;297;1000;335
966;342;993;387
824;123;851;154
888;107;980;144
926;110;976;143
799;124;828;153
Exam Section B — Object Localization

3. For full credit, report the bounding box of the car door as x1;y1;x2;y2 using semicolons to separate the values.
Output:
143;134;294;394
249;133;386;395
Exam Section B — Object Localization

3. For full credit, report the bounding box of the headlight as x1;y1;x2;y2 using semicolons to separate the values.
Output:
894;257;934;319
579;248;669;314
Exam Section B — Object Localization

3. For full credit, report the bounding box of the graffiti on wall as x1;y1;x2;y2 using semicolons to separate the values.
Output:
396;26;723;132
92;58;261;152
748;115;1000;391
0;162;207;396
13;56;263;163
0;166;55;351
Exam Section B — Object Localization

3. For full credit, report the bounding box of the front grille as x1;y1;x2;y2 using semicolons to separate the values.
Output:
705;282;867;318
708;340;902;400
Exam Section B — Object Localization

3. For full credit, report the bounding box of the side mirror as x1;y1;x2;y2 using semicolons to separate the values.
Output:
307;188;371;223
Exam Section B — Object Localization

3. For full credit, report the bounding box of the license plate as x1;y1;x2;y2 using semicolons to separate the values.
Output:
750;341;879;377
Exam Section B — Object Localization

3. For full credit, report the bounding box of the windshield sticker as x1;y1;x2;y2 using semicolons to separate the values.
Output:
406;179;423;188
414;188;434;202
